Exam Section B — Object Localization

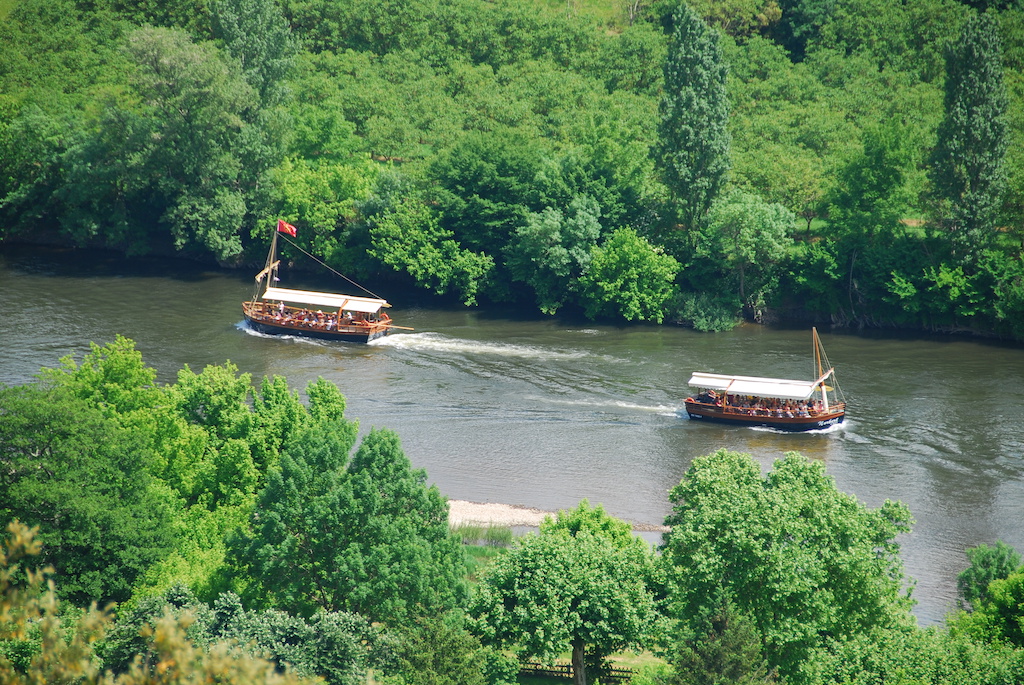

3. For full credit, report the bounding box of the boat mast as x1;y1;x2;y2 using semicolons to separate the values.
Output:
812;328;830;412
252;228;282;301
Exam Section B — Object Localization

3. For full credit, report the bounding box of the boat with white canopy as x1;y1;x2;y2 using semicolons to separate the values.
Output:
242;220;403;343
684;328;846;431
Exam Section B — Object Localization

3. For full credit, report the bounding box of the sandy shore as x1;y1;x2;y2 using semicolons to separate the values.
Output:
448;499;669;533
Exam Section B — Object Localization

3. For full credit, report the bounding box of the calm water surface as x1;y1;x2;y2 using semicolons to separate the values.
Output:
3;245;1023;625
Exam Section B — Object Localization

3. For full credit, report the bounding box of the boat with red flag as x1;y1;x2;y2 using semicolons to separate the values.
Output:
242;220;406;343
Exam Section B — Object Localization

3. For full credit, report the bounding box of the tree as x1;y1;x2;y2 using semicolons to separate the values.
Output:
0;383;175;607
929;12;1009;259
505;195;602;314
577;227;680;323
0;521;316;685
957;541;1022;611
343;428;468;622
368;194;494;306
816;623;1024;685
655;1;731;230
210;0;295;107
387;612;495;685
51;26;261;259
228;415;360;616
229;424;466;624
473;504;657;685
660;450;914;685
704;190;794;315
665;596;773;685
952;570;1024;648
101;586;379;685
828;121;917;243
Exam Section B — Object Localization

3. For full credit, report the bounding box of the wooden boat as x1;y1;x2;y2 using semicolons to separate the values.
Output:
242;222;400;343
684;328;846;432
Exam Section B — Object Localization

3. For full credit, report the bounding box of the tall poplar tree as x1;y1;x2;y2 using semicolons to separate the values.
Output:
929;12;1008;258
655;2;731;231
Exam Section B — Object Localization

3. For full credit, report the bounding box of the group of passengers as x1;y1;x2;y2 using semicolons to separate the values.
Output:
691;390;825;417
252;302;374;329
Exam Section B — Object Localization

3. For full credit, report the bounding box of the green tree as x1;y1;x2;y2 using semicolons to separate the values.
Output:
368;194;494;306
655;1;731;230
38;335;160;421
957;541;1022;611
505;195;602;314
387;612;498;685
577;227;680;323
429;129;545;262
53;26;261;259
230;424;466;624
817;623;1024;685
665;596;773;685
472;506;657;685
660;450;914;685
343;428;468;622
930;11;1009;259
952;570;1024;648
210;0;295;107
228;416;359;616
0;384;175;607
101;587;379;685
828;121;917;242
0;522;317;685
704;189;795;315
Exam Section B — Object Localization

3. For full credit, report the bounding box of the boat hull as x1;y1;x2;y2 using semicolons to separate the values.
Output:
243;312;390;343
684;401;845;432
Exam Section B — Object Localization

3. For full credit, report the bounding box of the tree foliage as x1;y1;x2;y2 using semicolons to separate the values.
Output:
0;382;174;607
578;227;680;323
655;1;731;230
3;0;1024;331
660;450;915;684
957;541;1023;611
100;586;379;685
930;11;1009;258
229;424;466;624
0;521;317;685
473;503;657;685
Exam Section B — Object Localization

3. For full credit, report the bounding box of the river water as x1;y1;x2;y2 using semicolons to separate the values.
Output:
2;244;1023;625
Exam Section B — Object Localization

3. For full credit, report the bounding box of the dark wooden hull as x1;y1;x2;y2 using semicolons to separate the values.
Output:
684;400;845;432
243;312;389;343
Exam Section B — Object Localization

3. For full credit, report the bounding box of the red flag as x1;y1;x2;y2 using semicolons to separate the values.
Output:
277;219;297;237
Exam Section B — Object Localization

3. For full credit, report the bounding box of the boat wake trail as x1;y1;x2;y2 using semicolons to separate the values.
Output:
749;421;848;435
236;322;329;346
371;332;594;361
541;396;682;417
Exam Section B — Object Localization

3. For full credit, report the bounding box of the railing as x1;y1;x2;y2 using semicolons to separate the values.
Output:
519;660;634;683
688;400;844;418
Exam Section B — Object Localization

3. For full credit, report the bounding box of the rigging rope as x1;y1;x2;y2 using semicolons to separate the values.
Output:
277;234;388;302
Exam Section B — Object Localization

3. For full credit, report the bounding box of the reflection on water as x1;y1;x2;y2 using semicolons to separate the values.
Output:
3;245;1024;625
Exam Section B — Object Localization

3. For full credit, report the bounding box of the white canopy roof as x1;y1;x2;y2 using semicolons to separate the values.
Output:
262;287;389;314
687;372;823;401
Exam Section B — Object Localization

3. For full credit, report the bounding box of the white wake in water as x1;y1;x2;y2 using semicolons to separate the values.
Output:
749;420;848;435
236;321;329;347
371;332;592;360
540;396;683;417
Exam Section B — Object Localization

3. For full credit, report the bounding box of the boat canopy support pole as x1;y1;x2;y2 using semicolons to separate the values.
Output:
814;367;834;412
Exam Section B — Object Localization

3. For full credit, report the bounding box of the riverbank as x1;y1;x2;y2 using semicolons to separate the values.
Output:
448;499;669;533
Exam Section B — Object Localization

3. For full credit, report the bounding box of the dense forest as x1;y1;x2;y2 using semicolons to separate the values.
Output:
1;0;1023;337
3;338;1024;684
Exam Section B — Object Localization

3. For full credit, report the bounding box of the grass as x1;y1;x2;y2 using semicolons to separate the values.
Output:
0;0;17;20
463;542;509;583
452;522;516;547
